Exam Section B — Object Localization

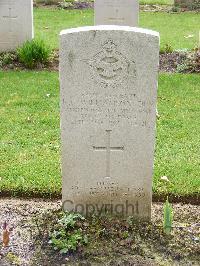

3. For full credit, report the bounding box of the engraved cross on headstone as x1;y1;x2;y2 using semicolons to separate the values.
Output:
3;7;17;32
93;130;124;178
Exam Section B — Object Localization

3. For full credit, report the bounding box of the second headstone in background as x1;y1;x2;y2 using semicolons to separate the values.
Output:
0;0;33;52
94;0;139;27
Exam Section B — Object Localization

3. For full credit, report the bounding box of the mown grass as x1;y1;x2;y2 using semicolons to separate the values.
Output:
0;71;60;196
34;8;200;50
0;72;199;197
155;74;200;197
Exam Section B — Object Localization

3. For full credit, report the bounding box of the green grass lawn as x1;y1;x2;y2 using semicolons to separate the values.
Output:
0;71;199;198
34;8;200;50
0;71;60;196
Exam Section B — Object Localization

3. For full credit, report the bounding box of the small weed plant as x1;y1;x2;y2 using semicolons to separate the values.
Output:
17;39;51;69
163;197;173;235
49;212;88;254
160;43;174;54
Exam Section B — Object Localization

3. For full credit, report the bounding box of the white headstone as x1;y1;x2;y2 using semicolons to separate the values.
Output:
0;0;33;52
60;26;159;219
94;0;139;27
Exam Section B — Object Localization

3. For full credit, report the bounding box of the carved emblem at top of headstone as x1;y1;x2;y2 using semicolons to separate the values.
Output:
88;39;133;87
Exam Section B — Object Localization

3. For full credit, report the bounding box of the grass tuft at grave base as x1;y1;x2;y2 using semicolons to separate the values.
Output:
0;71;199;203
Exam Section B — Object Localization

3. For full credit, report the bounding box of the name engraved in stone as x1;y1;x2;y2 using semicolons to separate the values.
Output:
63;92;154;128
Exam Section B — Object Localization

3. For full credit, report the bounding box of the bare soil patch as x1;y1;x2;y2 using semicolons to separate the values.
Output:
159;52;186;73
0;198;199;266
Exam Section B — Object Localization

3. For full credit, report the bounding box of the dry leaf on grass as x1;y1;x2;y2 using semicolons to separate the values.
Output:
160;176;170;182
2;222;10;247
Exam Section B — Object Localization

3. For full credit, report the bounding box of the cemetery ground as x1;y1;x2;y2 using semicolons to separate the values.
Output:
0;72;200;201
0;199;199;265
0;3;200;266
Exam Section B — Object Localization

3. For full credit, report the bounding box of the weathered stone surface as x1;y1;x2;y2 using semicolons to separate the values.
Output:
95;0;139;27
0;0;33;52
60;26;159;219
